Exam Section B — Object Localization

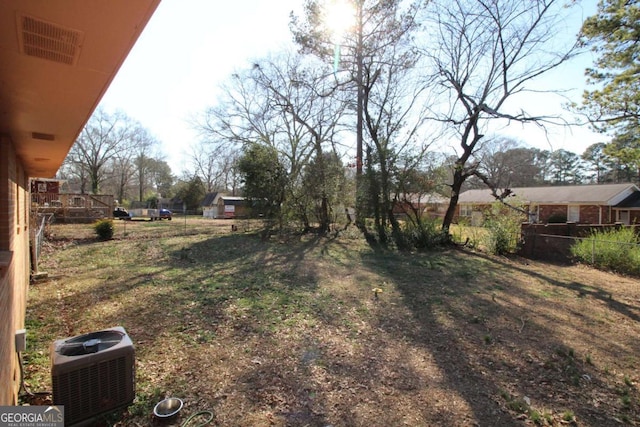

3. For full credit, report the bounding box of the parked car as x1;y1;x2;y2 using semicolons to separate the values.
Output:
159;209;172;220
113;207;130;220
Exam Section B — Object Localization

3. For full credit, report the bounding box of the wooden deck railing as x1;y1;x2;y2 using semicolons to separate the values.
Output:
30;193;114;223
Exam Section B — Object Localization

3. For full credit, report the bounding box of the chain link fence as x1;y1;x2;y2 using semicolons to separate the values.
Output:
519;224;640;264
31;213;54;274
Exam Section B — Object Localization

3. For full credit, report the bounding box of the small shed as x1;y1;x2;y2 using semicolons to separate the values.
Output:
218;196;250;219
201;192;222;218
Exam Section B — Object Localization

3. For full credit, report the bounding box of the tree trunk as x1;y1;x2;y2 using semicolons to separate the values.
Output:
319;194;330;234
91;169;99;194
442;168;465;233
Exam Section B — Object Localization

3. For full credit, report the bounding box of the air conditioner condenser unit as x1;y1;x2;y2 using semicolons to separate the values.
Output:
50;326;135;426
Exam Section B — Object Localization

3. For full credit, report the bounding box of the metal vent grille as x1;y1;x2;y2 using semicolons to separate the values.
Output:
53;357;132;424
19;15;83;65
51;327;135;425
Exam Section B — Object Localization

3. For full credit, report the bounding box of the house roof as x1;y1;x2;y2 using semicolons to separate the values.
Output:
201;192;219;207
616;191;640;208
0;0;161;177
458;183;640;205
399;193;449;204
220;196;246;206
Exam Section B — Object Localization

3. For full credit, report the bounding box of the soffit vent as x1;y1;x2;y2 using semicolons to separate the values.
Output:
18;14;84;65
32;132;55;141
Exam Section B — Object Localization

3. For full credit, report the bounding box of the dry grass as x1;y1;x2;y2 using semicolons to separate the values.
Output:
22;218;640;426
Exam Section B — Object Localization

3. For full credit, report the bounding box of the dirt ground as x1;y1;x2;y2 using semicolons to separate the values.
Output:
22;220;640;426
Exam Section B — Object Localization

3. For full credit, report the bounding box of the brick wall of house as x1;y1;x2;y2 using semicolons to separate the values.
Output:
0;135;31;404
537;205;567;222
580;205;617;224
459;199;628;226
534;205;614;224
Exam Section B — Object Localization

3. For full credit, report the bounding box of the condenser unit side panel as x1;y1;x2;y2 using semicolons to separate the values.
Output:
50;328;135;426
52;354;135;425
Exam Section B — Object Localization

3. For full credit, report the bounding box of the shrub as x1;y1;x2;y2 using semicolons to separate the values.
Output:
571;227;640;276
483;201;524;255
94;219;114;240
401;217;449;250
486;221;515;255
547;212;567;223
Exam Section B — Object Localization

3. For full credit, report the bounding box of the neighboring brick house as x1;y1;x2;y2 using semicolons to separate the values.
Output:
393;193;449;219
457;183;640;225
0;1;159;404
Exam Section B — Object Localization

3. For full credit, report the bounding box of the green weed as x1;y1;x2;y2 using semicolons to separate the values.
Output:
571;227;640;276
562;410;575;422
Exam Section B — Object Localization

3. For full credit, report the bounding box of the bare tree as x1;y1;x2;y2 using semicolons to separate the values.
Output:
108;150;136;203
129;126;162;202
190;144;217;193
197;68;282;151
291;0;432;242
250;54;348;233
189;142;239;194
58;154;89;194
196;52;351;230
67;107;132;194
464;137;552;189
420;0;580;232
65;107;167;201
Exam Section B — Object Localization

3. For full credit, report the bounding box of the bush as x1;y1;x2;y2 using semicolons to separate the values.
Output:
483;202;523;255
94;219;114;240
486;221;516;255
547;212;567;223
401;217;449;249
571;227;640;275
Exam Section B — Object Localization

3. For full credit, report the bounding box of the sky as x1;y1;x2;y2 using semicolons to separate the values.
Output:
99;0;602;176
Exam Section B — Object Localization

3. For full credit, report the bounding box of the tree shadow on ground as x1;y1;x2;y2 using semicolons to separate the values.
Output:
474;251;640;324
30;228;640;426
359;247;640;426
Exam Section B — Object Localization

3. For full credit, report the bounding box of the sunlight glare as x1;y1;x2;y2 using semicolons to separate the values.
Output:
325;0;355;41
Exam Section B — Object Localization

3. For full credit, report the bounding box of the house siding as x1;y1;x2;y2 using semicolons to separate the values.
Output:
203;206;219;218
202;193;221;218
0;135;30;404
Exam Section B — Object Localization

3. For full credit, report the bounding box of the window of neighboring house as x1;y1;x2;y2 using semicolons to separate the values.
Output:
618;210;630;225
460;204;473;217
567;205;580;223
